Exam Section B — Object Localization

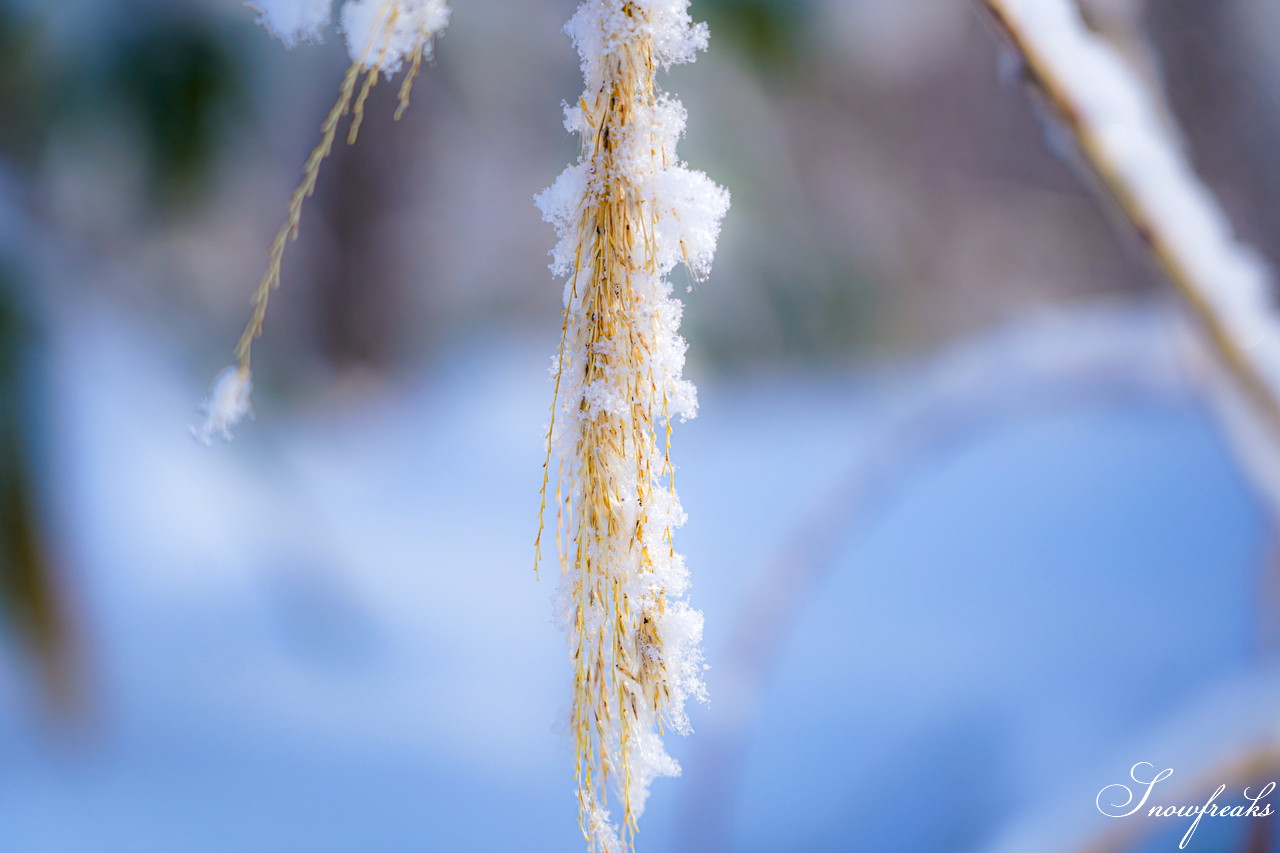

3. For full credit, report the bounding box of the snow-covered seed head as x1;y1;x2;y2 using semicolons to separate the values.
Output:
216;0;449;429
192;365;253;445
535;1;727;849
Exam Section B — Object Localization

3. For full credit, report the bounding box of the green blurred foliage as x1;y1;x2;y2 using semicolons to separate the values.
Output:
102;17;249;207
696;0;816;75
0;5;250;210
690;263;881;370
0;3;55;166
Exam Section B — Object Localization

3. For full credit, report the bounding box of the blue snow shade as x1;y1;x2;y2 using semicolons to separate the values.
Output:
721;403;1264;853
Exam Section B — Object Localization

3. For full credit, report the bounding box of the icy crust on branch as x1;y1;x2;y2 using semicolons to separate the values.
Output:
247;0;450;72
994;0;1280;397
535;1;726;850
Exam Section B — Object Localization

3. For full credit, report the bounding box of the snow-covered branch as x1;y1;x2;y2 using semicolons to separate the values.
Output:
977;0;1280;477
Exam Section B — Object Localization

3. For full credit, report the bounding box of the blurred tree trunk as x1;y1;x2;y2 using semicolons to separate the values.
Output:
0;293;82;719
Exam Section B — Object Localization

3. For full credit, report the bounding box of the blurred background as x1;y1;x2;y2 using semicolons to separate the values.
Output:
3;0;1280;850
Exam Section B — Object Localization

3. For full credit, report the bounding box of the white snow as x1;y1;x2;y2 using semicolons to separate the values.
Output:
246;0;451;73
246;0;331;47
192;365;253;445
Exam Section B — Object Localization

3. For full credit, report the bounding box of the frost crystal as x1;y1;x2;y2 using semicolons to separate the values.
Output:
535;2;728;849
193;366;253;445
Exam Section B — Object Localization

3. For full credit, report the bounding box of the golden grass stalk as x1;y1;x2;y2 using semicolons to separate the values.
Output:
233;0;435;375
562;26;666;847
